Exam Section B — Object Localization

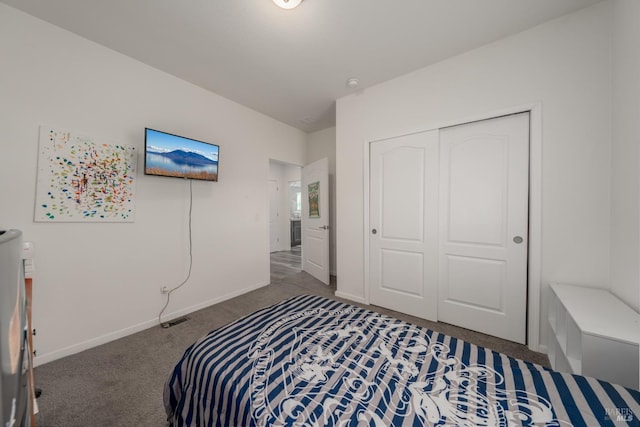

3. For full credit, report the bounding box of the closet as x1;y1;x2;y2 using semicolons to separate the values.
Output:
368;112;530;343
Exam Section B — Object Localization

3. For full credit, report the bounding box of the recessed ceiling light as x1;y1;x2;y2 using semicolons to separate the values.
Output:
273;0;303;9
346;78;360;89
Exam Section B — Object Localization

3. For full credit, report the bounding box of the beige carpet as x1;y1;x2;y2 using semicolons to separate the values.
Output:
33;254;548;427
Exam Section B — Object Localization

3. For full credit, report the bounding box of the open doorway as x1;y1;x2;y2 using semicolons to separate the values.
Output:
269;159;302;281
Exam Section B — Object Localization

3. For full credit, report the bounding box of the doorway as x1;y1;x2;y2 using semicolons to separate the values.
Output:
269;160;302;279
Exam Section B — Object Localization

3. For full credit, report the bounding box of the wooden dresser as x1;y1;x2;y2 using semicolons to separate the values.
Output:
25;277;36;426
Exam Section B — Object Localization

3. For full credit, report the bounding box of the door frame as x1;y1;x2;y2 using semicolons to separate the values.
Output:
362;102;542;352
268;179;280;253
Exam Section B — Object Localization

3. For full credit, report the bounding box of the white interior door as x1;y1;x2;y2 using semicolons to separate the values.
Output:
302;158;330;284
438;113;529;344
369;130;439;321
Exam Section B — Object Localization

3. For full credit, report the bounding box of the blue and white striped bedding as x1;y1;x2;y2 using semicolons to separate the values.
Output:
164;294;639;426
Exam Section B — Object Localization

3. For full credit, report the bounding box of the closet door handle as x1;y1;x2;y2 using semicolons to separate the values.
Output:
371;229;377;235
513;236;524;244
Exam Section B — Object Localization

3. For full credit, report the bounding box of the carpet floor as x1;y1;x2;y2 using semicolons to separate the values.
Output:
33;251;548;427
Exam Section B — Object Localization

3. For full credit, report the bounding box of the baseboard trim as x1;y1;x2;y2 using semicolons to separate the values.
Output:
34;281;269;367
334;290;367;304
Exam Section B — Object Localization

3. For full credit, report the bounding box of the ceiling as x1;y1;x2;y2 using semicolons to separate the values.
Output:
2;0;601;133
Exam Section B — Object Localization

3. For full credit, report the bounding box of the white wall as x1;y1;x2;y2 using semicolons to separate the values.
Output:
610;0;640;312
307;127;337;275
335;2;613;348
0;5;307;365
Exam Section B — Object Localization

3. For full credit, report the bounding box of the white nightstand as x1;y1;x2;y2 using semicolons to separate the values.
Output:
547;282;639;390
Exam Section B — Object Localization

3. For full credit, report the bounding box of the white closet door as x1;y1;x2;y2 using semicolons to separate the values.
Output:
438;113;530;344
369;130;439;321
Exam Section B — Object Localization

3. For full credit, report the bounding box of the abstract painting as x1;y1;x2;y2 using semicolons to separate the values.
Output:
35;126;137;222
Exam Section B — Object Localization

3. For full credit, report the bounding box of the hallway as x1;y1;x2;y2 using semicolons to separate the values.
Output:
270;246;301;281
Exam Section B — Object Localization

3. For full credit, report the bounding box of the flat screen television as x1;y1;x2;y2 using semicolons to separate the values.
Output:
144;128;219;181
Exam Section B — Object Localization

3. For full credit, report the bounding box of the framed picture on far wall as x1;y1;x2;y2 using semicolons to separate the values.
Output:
308;181;320;218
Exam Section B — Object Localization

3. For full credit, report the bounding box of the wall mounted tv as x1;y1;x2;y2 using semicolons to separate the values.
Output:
144;128;219;181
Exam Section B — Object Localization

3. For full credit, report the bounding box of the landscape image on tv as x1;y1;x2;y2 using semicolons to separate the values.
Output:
145;128;219;181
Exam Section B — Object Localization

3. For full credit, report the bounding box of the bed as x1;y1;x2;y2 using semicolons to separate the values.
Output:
164;294;639;426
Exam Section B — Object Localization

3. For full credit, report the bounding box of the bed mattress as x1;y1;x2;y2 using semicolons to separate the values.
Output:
164;294;639;426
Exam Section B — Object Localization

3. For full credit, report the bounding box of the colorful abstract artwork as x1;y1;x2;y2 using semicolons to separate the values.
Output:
35;126;137;222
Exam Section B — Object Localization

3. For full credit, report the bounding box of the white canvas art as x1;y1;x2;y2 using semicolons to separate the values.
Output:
35;126;137;222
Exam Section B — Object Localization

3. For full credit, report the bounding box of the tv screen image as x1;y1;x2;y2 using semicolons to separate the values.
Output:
144;128;219;181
